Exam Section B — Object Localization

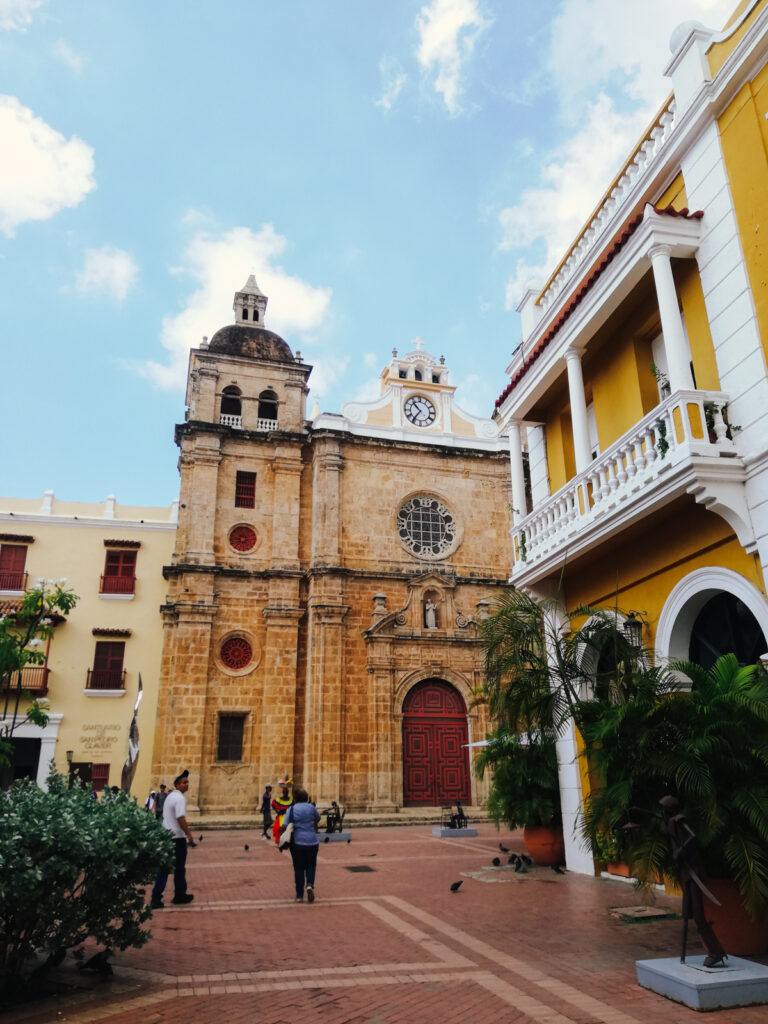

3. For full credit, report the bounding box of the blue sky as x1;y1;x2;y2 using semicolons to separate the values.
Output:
1;0;734;505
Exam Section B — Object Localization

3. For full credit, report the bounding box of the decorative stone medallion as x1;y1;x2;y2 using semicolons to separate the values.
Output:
397;495;457;560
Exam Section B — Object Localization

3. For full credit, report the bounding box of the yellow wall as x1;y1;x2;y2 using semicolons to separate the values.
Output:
718;66;768;369
708;0;764;78
656;172;688;211
0;496;176;801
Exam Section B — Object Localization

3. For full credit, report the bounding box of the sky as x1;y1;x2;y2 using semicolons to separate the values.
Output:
0;0;735;506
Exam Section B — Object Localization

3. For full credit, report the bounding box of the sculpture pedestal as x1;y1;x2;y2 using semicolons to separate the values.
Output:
321;832;351;843
636;956;768;1010
431;826;478;837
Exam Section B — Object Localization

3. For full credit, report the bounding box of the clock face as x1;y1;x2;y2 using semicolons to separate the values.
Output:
404;395;436;427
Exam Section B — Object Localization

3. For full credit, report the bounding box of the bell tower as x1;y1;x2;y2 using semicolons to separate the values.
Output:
233;274;268;326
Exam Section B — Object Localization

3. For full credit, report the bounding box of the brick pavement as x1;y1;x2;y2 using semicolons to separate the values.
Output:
6;824;768;1024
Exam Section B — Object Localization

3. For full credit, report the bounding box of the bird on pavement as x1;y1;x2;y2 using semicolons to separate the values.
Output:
199;835;204;842
520;853;532;866
508;853;520;866
492;857;501;866
514;859;527;873
244;843;249;851
499;842;509;853
552;864;566;875
450;880;463;892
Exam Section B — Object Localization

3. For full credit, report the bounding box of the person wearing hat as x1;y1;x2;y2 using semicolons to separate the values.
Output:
154;783;168;821
271;777;293;845
259;784;273;840
150;770;196;908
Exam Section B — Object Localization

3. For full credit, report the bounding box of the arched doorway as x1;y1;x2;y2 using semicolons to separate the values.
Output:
689;593;766;669
402;679;470;806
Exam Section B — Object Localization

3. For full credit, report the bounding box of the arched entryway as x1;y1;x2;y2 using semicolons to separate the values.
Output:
689;592;766;669
402;679;471;806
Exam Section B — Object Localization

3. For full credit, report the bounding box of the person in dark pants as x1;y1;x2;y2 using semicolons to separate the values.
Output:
281;787;320;902
151;770;196;908
155;783;168;821
260;784;273;839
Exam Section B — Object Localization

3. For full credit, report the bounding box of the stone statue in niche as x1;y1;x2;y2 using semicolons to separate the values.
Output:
424;598;438;629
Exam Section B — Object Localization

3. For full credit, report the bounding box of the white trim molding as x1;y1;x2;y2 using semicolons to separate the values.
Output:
656;566;768;664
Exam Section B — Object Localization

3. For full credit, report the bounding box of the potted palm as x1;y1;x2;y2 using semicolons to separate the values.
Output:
579;654;768;954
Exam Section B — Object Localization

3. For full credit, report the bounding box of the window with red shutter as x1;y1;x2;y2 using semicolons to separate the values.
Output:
0;544;27;591
235;471;256;508
101;549;137;594
91;763;110;792
88;641;126;689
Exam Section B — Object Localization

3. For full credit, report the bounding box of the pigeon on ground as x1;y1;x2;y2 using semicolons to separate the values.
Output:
244;843;249;851
499;842;509;853
552;864;566;875
492;857;501;866
199;835;204;842
520;853;532;866
508;853;520;865
450;880;463;892
514;859;527;873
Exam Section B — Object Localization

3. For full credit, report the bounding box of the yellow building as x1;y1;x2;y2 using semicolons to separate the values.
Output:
0;491;177;799
495;0;768;873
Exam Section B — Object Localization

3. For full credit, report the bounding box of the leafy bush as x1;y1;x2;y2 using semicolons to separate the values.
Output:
475;728;561;829
0;771;173;988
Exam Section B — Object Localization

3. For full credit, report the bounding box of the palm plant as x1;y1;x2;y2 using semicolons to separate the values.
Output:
580;654;768;919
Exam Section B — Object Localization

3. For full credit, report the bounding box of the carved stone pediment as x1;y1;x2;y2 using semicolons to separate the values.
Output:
366;570;479;637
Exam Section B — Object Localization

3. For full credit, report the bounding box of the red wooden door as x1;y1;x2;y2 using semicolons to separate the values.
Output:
402;680;470;806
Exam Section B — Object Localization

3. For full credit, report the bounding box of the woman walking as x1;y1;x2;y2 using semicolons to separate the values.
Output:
282;787;320;902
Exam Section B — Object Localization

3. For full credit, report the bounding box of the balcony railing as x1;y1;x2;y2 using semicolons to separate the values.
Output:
100;574;136;595
0;570;27;592
511;389;737;577
2;666;50;695
86;668;126;690
220;413;243;428
256;417;278;432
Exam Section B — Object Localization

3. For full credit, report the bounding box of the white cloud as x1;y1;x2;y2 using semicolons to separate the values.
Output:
75;246;138;302
498;0;734;312
415;0;489;114
142;223;332;389
0;95;95;236
0;0;43;31
363;352;377;368
52;39;84;73
309;354;351;400
375;55;407;112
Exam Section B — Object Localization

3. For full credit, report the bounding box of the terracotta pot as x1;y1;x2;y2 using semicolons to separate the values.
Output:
523;824;565;866
606;862;631;878
704;879;768;956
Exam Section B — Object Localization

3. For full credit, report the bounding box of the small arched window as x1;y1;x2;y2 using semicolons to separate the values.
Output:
258;389;278;423
221;386;242;417
253;309;259;322
414;369;422;382
242;308;249;320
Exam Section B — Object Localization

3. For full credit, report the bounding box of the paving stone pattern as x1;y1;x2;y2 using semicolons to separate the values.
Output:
7;824;768;1024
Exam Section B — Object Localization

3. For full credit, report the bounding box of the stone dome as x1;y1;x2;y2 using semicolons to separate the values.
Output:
207;324;295;363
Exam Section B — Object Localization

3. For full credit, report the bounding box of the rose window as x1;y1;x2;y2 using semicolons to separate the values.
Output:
220;636;253;670
397;496;456;560
229;525;257;552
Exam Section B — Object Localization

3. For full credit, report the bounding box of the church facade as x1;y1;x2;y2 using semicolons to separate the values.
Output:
152;277;511;815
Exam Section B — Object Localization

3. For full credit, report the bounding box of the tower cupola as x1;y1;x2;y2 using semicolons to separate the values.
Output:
233;274;268;326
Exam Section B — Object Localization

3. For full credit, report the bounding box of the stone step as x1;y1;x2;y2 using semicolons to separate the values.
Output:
189;808;493;832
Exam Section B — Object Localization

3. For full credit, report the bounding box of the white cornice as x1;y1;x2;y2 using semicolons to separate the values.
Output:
0;513;176;532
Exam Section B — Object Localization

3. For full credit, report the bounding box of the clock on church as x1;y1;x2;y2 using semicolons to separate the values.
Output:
404;395;436;427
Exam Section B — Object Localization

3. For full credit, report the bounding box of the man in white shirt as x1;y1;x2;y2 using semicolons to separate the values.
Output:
150;770;196;908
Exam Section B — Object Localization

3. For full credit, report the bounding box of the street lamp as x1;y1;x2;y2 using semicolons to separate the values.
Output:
66;749;73;787
623;611;644;648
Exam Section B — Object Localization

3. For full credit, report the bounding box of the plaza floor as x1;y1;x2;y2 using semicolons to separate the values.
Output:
7;822;768;1024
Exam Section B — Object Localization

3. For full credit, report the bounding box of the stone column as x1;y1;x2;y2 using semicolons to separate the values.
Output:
271;449;302;571
180;437;221;566
259;606;304;785
304;600;348;804
564;348;592;475
508;422;528;524
649;243;694;391
311;440;344;566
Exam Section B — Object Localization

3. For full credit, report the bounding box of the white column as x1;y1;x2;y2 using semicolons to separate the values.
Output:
508;422;528;524
564;348;592;475
527;425;550;506
649;243;694;390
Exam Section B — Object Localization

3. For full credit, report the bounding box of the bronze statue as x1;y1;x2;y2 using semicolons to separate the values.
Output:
322;801;345;833
659;795;727;968
449;800;468;829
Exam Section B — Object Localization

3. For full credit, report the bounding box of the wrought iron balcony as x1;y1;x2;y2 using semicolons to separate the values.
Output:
511;389;747;583
86;668;126;691
0;570;27;592
100;574;136;595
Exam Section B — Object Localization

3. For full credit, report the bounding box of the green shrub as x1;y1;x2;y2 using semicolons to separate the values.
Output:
0;771;173;988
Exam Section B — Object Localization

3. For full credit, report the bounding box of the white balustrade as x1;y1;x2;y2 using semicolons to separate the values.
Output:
511;389;734;572
256;417;278;432
219;413;242;428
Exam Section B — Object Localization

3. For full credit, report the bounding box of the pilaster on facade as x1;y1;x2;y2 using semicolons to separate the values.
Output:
304;599;349;804
311;439;344;567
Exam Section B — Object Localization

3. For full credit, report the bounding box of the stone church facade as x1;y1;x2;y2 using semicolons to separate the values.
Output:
152;277;511;815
